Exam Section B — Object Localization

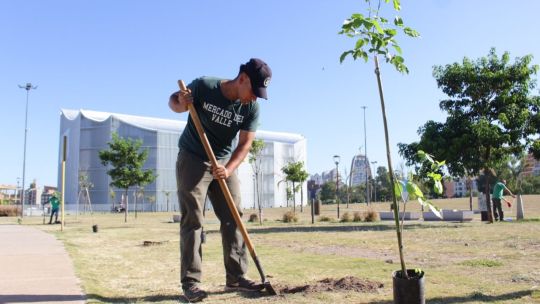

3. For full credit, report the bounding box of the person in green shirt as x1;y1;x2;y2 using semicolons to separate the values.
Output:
491;179;515;222
169;58;271;303
47;193;60;224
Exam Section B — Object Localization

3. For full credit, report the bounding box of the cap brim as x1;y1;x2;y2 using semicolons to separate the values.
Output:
253;86;268;100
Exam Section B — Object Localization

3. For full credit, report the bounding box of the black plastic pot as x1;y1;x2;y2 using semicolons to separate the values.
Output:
92;224;98;233
392;269;425;304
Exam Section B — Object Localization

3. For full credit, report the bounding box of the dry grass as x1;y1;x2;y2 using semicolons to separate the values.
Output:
0;205;20;216
3;195;540;303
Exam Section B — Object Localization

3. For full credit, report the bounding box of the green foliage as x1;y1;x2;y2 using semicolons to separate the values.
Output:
399;49;540;178
339;0;419;73
99;133;156;191
280;161;309;209
394;150;443;219
248;139;265;165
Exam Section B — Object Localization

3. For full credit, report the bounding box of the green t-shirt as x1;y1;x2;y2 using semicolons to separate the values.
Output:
49;196;60;210
179;77;260;160
492;182;505;199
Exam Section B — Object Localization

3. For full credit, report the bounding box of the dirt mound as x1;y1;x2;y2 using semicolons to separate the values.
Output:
279;276;384;294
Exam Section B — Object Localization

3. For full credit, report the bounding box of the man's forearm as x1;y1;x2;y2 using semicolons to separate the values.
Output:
225;144;250;173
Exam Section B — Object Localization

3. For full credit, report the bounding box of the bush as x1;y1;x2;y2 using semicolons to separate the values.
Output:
319;215;333;222
0;205;20;217
248;213;259;223
340;212;352;222
353;211;363;222
363;209;380;222
282;211;298;223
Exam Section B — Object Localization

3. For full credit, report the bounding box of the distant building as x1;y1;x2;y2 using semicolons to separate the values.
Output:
25;180;42;206
58;109;307;212
444;177;477;198
41;186;58;205
349;154;371;186
522;153;540;177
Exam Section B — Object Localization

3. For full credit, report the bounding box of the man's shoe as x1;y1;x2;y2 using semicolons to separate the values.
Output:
182;285;208;302
225;277;264;292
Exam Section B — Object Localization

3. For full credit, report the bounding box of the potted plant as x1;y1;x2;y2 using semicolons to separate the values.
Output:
339;1;442;302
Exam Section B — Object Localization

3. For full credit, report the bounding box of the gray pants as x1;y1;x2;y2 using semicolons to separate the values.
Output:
176;150;248;287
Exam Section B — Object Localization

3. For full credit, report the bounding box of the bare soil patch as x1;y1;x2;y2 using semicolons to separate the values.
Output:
278;276;383;294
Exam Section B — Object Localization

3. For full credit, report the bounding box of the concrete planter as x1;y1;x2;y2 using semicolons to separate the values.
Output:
441;209;474;222
379;211;421;221
423;211;443;221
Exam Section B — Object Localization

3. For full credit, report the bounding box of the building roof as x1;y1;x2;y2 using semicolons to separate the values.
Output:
61;109;305;144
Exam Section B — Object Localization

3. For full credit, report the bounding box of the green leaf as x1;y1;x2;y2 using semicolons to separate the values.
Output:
434;180;444;195
372;19;384;34
392;44;402;55
393;0;401;11
355;39;366;49
406;180;424;200
394;16;403;27
384;28;397;37
340;51;352;63
403;27;420;37
427;172;442;181
394;181;403;200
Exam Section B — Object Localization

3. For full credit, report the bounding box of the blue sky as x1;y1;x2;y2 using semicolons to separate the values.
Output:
2;0;540;188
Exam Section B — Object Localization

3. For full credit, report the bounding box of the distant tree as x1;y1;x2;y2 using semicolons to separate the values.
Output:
99;133;156;223
399;49;540;223
248;138;265;224
319;181;336;204
281;161;309;214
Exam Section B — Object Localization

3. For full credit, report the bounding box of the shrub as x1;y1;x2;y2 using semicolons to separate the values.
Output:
340;212;352;222
282;211;298;223
319;215;333;222
248;213;259;223
0;205;20;217
353;211;363;222
363;209;380;222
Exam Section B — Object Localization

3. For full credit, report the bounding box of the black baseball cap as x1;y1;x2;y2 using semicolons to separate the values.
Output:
240;58;272;99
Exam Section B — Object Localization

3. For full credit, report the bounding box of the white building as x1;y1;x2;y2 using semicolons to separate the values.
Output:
58;109;307;212
349;154;371;186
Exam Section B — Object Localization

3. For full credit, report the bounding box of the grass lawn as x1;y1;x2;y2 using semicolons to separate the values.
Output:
3;195;540;303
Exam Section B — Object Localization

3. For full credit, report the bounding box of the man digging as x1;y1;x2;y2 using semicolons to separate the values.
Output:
169;58;272;302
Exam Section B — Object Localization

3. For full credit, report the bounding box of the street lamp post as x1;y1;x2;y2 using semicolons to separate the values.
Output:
362;106;369;205
371;161;378;202
333;155;341;219
18;83;37;218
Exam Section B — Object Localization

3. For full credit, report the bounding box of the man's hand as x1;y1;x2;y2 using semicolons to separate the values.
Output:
169;87;193;113
212;164;230;180
179;88;193;106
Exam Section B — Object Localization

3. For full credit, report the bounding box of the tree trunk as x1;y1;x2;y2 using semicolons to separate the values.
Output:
124;189;128;223
292;182;296;214
300;184;304;213
134;191;138;219
484;147;493;223
468;177;473;211
374;56;408;279
484;167;493;223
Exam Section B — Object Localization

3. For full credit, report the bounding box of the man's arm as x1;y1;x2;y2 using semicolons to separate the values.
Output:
168;88;193;113
504;185;515;197
212;130;255;179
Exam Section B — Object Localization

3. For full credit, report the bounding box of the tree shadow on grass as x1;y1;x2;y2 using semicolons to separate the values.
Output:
368;289;534;304
202;222;469;235
86;290;274;303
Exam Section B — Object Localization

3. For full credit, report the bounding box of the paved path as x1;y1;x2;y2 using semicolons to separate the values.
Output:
0;225;85;304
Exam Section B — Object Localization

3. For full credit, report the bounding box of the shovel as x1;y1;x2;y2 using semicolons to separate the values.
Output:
177;80;277;295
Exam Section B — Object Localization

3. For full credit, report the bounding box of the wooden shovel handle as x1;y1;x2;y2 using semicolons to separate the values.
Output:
177;80;257;257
